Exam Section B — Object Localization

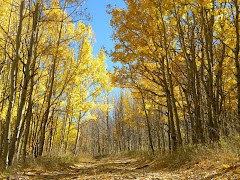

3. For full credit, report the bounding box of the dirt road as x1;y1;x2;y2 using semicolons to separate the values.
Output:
6;158;240;179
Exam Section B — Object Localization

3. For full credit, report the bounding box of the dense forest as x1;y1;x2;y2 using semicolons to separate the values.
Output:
0;0;240;177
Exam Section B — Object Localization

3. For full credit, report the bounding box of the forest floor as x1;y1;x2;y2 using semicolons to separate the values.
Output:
4;150;240;180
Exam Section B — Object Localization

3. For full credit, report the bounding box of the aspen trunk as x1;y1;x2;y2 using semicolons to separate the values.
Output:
159;3;182;146
139;89;154;153
233;0;240;132
23;36;38;161
2;1;25;168
200;4;219;142
8;2;38;165
65;117;72;153
38;13;64;157
74;113;82;156
59;103;69;153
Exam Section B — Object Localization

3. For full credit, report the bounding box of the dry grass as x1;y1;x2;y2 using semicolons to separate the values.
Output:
106;135;240;172
3;152;93;176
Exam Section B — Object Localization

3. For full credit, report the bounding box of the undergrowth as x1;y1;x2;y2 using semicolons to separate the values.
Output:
106;135;240;171
3;152;93;175
2;135;240;176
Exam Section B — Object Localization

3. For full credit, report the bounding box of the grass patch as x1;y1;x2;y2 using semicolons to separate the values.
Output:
2;152;93;176
106;136;240;171
10;154;77;171
152;136;240;171
152;147;198;170
109;150;154;160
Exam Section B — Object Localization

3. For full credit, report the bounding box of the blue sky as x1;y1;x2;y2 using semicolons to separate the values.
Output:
82;0;126;71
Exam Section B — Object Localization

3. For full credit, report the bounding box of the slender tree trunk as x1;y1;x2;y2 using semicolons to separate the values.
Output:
233;0;240;132
139;89;154;153
8;2;38;165
23;34;38;161
159;4;182;146
59;102;69;153
65;116;72;153
74;113;82;156
2;1;25;169
200;4;219;142
38;11;65;156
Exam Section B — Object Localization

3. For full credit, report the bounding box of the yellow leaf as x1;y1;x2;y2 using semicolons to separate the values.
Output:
222;164;229;169
234;174;240;178
236;168;240;174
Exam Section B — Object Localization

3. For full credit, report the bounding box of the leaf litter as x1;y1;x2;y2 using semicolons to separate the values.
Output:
4;156;240;179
